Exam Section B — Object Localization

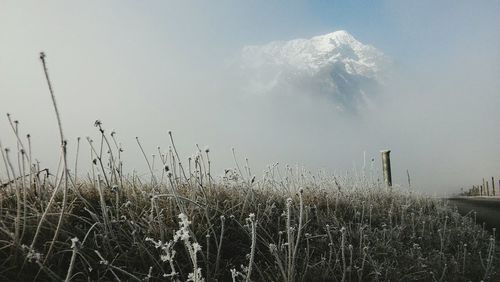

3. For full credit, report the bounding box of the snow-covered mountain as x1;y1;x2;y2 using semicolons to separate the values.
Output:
239;30;389;111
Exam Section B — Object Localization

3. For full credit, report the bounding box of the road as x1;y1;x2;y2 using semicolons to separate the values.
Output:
447;196;500;239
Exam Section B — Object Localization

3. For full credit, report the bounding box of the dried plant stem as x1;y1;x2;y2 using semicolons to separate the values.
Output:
97;175;111;235
38;52;70;271
136;137;156;184
169;131;188;182
87;137;110;188
341;227;347;282
4;149;21;248
292;189;304;274
286;198;293;282
64;239;79;282
246;214;257;282
214;215;225;274
74;137;80;185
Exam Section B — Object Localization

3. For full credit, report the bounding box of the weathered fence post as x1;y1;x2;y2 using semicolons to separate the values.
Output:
380;150;392;188
492;177;496;196
482;178;486;195
486;181;490;196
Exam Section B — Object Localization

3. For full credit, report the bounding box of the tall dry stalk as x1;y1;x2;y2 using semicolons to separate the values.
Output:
3;148;20;248
245;213;257;282
33;52;70;270
286;197;293;282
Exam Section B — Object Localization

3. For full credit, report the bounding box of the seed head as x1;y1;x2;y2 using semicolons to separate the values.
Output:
70;237;80;249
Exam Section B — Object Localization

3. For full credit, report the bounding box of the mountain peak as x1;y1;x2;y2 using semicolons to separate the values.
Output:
239;30;389;111
313;30;354;41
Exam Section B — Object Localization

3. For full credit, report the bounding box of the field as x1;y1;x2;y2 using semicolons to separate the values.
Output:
0;122;497;281
0;55;496;281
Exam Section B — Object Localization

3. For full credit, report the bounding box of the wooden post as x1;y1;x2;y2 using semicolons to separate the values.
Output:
483;178;486;195
380;150;392;188
492;177;496;196
480;185;483;196
406;169;411;188
486;181;490;196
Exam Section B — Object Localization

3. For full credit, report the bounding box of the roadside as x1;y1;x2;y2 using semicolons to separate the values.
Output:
448;197;500;239
448;196;500;281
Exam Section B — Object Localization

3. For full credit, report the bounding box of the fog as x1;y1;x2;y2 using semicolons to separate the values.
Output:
1;1;499;195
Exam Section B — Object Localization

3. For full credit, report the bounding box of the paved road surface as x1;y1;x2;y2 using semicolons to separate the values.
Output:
447;196;500;239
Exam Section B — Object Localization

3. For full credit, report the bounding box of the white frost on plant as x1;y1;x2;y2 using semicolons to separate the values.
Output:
192;242;202;253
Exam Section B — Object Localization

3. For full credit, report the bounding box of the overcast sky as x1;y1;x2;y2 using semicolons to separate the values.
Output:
1;1;499;194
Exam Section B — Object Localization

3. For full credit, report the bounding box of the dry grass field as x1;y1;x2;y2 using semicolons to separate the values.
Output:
0;54;496;281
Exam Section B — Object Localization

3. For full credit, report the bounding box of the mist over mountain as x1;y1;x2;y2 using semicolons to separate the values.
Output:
239;31;389;112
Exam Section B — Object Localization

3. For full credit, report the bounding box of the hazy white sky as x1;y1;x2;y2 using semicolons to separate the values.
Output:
1;1;499;194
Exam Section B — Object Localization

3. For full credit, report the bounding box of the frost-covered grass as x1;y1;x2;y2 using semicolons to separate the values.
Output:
0;121;497;281
0;54;496;281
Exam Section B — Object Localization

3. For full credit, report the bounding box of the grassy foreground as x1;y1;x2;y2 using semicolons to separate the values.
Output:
0;126;497;281
0;54;496;281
